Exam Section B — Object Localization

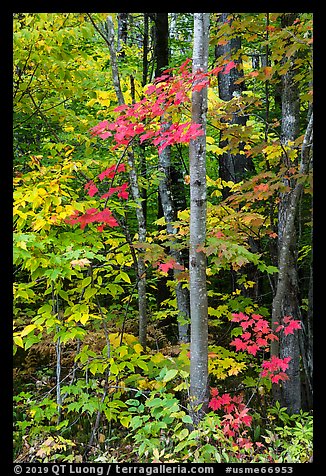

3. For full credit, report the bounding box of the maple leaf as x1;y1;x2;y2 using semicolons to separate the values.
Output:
210;387;219;397
211;65;223;75
271;373;288;384
256;337;268;347
98;163;126;181
237;409;252;427
231;312;249;322
84;180;99;197
254;183;269;193
223;61;236;74
246;343;259;356
253;318;270;334
230;337;247;352
241;331;251;341
192;78;209;92
158;259;183;273
219;393;231;406
283;318;302;335
240;319;255;330
208;397;222;411
96;208;119;227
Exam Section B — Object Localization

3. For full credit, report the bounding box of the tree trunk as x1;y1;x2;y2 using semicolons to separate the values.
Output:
270;13;305;414
158;122;190;343
215;13;253;189
154;13;190;342
215;13;257;297
117;13;128;56
154;13;169;78
272;108;313;413
189;12;210;423
106;16;148;347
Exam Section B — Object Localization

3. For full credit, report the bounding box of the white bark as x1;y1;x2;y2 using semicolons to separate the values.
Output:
189;13;210;422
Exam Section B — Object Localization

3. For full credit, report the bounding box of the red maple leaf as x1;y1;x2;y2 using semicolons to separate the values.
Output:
241;331;251;341
230;337;247;352
283;319;302;335
210;387;219;397
219;393;231;406
223;61;236;74
96;208;119;227
253;318;270;334
240;319;254;330
98;163;126;181
84;180;99;197
246;343;260;356
231;312;249;322
209;397;222;411
158;258;184;273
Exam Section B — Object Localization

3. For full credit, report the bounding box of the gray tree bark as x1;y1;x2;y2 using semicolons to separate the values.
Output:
158;123;190;343
272;107;313;413
215;13;253;190
106;16;148;347
270;13;313;414
154;13;190;342
189;12;210;423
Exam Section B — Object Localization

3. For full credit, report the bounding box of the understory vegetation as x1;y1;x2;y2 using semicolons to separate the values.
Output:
13;12;313;463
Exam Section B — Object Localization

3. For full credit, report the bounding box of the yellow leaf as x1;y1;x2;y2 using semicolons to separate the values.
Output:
21;324;37;337
119;271;131;284
63;125;74;132
120;415;131;428
151;352;166;364
16;241;27;250
13;335;24;348
133;343;143;354
80;314;89;325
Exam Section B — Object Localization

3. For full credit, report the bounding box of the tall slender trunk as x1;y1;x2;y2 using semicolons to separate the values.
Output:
154;13;190;341
272;105;313;412
158;123;190;343
189;12;210;423
106;16;148;346
271;13;304;414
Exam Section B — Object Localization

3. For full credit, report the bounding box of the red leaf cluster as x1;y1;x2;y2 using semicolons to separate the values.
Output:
101;182;129;200
98;163;126;181
209;389;252;440
261;356;291;383
157;258;184;273
90;58;238;154
230;313;301;384
230;312;277;356
65;207;119;231
274;315;302;336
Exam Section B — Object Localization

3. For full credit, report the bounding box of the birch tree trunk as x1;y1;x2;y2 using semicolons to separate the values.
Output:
106;16;148;346
189;12;210;422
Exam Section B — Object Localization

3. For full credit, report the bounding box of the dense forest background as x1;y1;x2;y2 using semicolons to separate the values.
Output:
13;12;313;463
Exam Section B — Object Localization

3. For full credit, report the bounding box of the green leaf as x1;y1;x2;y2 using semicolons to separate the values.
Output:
182;415;193;424
146;398;164;408
118;271;131;284
162;368;178;382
